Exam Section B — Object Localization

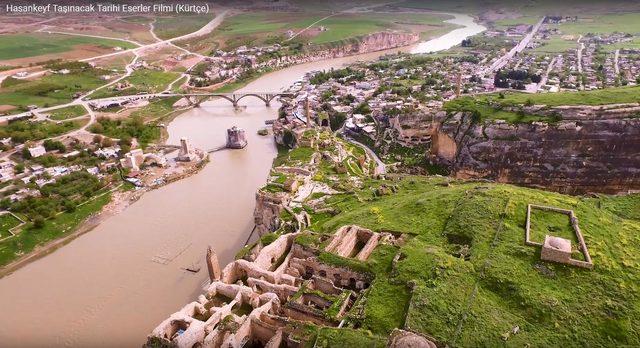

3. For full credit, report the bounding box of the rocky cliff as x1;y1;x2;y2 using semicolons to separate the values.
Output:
432;109;640;194
275;31;420;66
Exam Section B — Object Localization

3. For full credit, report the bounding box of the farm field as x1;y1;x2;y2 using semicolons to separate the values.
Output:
0;67;109;112
555;13;640;34
48;105;87;120
532;36;577;54
0;194;111;268
89;69;179;99
0;33;135;62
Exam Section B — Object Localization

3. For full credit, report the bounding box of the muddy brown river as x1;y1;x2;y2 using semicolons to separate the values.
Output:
0;15;484;347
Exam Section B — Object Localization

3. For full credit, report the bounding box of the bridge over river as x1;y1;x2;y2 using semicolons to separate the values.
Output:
89;91;296;109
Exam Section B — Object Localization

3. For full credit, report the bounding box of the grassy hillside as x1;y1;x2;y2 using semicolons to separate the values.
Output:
212;11;453;48
444;86;640;123
153;15;214;40
300;175;640;346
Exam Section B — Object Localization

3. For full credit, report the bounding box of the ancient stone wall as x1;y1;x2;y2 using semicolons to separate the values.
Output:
433;111;640;194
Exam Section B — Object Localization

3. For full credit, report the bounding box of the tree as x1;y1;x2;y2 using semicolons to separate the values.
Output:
15;163;24;173
101;137;114;147
93;134;103;144
33;216;45;229
43;139;65;152
21;147;31;159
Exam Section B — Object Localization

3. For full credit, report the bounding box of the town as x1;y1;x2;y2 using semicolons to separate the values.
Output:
0;1;639;347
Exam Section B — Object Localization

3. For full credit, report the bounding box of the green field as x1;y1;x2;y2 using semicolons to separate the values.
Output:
0;119;85;143
0;214;21;237
533;36;577;54
214;11;452;47
301;174;640;346
89;69;179;99
153;14;214;40
215;12;322;37
0;194;110;267
0;66;110;111
48;105;87;120
493;16;541;28
310;13;454;44
447;86;640;114
0;33;135;61
555;13;640;35
601;37;640;52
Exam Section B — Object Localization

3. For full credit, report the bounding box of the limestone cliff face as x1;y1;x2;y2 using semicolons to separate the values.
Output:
315;31;420;57
294;32;420;62
432;110;640;194
254;191;290;235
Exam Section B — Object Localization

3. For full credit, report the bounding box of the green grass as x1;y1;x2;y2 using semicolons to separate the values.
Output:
90;69;179;98
315;327;386;347
448;86;640;110
153;15;214;40
0;214;21;236
443;97;553;124
0;69;108;111
307;175;640;346
555;13;640;35
528;209;576;245
216;13;320;37
601;37;640;52
533;36;577;54
0;193;111;267
215;11;452;47
310;13;452;44
48;105;87;120
493;16;541;28
273;147;315;167
0;33;135;61
0;119;85;143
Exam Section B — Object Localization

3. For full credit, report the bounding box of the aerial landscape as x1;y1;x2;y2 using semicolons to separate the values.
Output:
0;0;638;347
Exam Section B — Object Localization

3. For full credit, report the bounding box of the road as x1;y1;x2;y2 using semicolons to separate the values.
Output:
287;1;401;41
534;55;559;92
81;10;228;62
344;136;386;175
36;27;144;47
481;16;546;76
0;9;232;150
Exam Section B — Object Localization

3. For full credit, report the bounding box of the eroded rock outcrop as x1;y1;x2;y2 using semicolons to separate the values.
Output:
432;110;640;194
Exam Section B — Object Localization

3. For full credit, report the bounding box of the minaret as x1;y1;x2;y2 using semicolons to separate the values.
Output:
206;246;221;282
305;97;311;127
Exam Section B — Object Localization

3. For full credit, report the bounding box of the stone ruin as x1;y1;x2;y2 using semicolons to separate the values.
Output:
525;204;594;269
227;126;248;149
324;225;385;261
388;329;438;348
146;225;399;348
177;138;199;162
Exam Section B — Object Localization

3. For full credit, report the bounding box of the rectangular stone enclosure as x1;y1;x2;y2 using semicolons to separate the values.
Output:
525;204;593;269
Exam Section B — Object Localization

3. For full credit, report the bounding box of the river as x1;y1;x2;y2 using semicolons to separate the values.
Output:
0;15;485;348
